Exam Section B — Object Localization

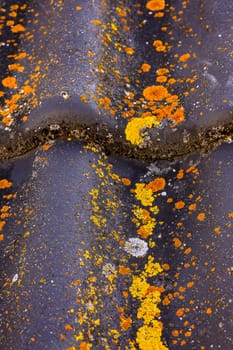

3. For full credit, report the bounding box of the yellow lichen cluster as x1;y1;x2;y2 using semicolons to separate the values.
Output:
130;256;168;350
125;116;160;145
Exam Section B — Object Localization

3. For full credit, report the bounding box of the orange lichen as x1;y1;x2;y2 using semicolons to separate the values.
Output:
146;0;165;11
64;324;73;331
0;179;13;189
0;234;4;241
146;177;166;192
173;237;182;248
156;68;169;76
188;203;196;211
125;47;135;55
121;177;131;186
187;281;194;288
2;76;17;89
76;6;82;10
120;315;132;331
92;19;101;25
13;52;27;60
197;212;206;221
170;108;185;124
184;247;192;255
141;63;151;72
79;342;91;350
22;115;28;122
153;40;166;52
2;116;12;126
205;307;212;315
179;53;191;62
143;85;168;101
0;221;6;231
42;144;51;151
174;201;185;209
156;75;167;83
176;169;184;179
119;265;131;275
11;24;26;33
8;63;24;72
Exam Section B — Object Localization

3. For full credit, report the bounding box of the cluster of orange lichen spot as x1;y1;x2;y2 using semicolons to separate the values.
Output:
0;178;16;242
125;80;186;145
153;39;167;53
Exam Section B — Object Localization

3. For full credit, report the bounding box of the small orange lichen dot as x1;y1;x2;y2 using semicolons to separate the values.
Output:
92;19;101;25
146;0;165;11
197;212;206;221
125;47;135;55
179;53;191;62
2;76;17;89
174;201;185;209
173;237;182;248
176;169;184;179
205;307;212;315
121;178;131;186
141;63;151;72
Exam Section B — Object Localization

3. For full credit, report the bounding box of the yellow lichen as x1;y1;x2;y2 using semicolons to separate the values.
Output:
130;275;150;299
143;256;163;277
136;321;168;350
125;116;160;145
134;183;154;207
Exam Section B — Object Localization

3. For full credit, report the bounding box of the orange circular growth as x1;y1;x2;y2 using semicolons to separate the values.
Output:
197;212;206;221
156;68;169;75
175;201;185;209
146;0;165;11
141;63;151;72
146;177;166;192
143;85;168;101
2;76;17;89
121;178;131;186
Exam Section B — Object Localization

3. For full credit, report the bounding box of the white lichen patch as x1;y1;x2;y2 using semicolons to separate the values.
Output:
124;238;148;257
